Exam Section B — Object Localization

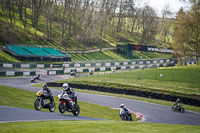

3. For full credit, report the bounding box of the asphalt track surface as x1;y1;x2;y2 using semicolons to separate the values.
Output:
0;75;200;125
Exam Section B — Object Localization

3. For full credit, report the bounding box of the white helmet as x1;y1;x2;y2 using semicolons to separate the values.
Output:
120;104;124;108
63;83;69;90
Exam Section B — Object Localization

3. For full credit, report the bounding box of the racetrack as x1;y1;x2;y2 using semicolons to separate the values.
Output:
0;75;200;125
0;106;101;123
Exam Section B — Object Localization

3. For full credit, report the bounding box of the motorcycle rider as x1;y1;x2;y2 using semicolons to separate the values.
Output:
119;104;131;118
174;98;181;109
42;83;54;103
61;83;77;108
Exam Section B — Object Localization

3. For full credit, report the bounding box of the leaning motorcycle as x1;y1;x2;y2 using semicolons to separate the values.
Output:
172;104;185;113
30;76;36;82
34;89;55;112
120;112;133;121
58;94;80;116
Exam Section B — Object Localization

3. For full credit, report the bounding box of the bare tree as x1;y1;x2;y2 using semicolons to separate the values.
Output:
46;0;54;40
160;5;173;43
140;5;157;45
32;0;46;29
6;0;13;24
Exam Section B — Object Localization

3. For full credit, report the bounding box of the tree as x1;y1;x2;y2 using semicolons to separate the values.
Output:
160;5;173;43
140;5;157;45
185;1;200;64
172;8;189;65
32;0;46;29
45;0;53;40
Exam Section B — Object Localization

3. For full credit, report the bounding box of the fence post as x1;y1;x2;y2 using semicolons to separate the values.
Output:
138;71;141;80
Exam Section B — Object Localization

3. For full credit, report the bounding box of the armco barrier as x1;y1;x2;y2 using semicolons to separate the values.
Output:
47;82;200;107
0;58;176;69
0;71;36;76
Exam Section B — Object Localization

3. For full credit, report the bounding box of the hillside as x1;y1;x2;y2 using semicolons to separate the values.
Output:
0;2;174;63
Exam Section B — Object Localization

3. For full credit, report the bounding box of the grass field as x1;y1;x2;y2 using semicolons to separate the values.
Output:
0;85;132;121
0;121;200;133
132;51;173;59
70;50;127;62
0;50;20;63
57;65;200;99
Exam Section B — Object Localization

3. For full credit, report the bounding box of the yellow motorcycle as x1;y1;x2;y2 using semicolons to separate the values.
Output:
34;89;55;112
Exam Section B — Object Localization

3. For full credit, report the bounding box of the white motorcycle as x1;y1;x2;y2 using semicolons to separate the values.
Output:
58;94;80;116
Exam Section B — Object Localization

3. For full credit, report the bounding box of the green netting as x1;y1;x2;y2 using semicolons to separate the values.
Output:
8;46;32;56
43;47;66;57
24;46;50;56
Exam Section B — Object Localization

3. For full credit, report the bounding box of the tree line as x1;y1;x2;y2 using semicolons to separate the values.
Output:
0;0;199;64
173;0;200;65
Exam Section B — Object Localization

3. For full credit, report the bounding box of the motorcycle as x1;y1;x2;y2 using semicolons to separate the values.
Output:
70;71;76;76
58;94;80;116
172;103;185;113
30;76;36;82
35;74;40;80
34;89;55;112
120;112;133;121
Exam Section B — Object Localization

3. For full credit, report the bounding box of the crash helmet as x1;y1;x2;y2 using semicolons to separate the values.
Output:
63;83;69;91
43;83;48;89
120;104;125;108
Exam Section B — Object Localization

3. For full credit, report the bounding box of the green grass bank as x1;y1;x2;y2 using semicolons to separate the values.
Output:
0;121;199;133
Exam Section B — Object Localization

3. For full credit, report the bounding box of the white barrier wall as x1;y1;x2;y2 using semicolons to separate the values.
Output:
85;63;91;67
130;66;135;69
23;72;30;76
96;63;101;67
139;61;143;64
21;64;29;68
105;63;110;66
131;62;136;65
121;66;126;70
123;62;128;65
37;64;44;68
74;64;80;67
3;64;12;68
63;64;69;67
115;62;119;66
100;67;106;71
49;71;56;75
6;71;15;76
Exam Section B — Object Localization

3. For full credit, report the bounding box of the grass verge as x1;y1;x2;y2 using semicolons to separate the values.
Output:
0;121;199;133
57;65;200;99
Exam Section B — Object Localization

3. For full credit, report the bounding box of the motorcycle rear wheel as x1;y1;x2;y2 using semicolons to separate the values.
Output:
128;114;133;121
34;99;41;111
59;102;65;113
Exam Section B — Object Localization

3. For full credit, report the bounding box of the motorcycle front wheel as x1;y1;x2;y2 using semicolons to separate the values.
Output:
73;104;80;116
59;102;66;113
34;99;42;111
120;114;126;121
49;102;56;112
181;107;185;113
172;106;176;111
